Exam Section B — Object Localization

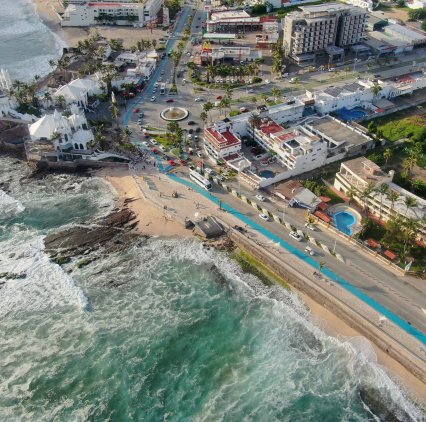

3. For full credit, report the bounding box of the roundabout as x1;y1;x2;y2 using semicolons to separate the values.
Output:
160;106;189;121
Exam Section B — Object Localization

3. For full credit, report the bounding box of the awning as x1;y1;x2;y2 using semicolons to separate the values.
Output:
384;250;397;260
317;202;329;211
319;196;332;203
314;210;331;223
367;238;379;248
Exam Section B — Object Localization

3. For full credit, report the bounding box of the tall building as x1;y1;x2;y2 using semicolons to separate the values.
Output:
283;3;367;66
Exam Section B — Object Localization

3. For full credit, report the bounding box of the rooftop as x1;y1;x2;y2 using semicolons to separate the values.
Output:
340;157;390;185
206;127;240;148
306;116;370;147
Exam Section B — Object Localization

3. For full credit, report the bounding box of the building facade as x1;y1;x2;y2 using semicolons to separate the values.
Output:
203;120;242;160
334;157;426;241
61;0;163;27
283;3;367;65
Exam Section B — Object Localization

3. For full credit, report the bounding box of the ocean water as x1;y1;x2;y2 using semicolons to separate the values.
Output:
0;157;424;421
0;0;65;82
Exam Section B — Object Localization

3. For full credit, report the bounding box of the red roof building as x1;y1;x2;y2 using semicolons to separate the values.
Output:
203;126;241;160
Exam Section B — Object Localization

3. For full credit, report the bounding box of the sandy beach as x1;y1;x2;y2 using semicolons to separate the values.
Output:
99;166;426;405
34;0;167;48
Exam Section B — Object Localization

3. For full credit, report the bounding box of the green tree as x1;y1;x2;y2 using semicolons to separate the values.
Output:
271;87;281;103
371;81;383;97
377;183;389;220
404;196;417;217
387;190;400;216
248;113;261;141
360;182;376;212
109;101;121;128
383;148;393;167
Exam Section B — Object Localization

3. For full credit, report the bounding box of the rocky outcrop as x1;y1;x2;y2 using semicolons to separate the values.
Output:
44;208;144;258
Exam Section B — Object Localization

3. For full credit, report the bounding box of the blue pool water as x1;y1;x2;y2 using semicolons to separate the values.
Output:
259;170;275;178
333;211;357;236
337;107;367;121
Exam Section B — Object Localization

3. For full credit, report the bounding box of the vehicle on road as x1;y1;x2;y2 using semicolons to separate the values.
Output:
204;167;214;175
133;108;140;113
195;97;203;102
247;89;255;93
154;82;159;88
168;159;177;166
166;99;174;103
234;225;247;233
187;121;196;125
142;141;149;147
160;145;167;152
152;88;157;93
190;170;212;191
289;232;303;242
216;95;222;100
151;139;159;145
138;112;144;118
161;70;165;74
160;83;166;95
256;194;266;202
240;107;249;113
150;96;156;102
305;246;315;256
305;223;316;231
259;213;269;221
255;154;265;160
196;151;203;158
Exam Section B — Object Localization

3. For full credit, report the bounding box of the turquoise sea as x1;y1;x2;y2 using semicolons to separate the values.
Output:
0;157;424;421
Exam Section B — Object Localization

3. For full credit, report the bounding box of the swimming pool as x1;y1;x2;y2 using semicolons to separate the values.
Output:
259;170;275;178
337;107;367;121
334;211;357;236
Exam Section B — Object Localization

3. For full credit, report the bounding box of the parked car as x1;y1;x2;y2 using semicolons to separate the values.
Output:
289;232;303;242
240;107;249;113
259;213;269;221
204;167;214;175
168;159;177;166
195;97;203;102
305;246;315;256
196;151;203;158
256;194;266;202
216;95;222;100
142;141;149;147
187;121;196;125
166;99;174;103
154;82;159;88
234;225;247;233
150;96;156;102
255;154;264;160
159;145;167;152
138;112;144;118
133;108;140;113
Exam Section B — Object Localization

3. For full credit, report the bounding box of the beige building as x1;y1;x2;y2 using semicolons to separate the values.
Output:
283;3;367;66
334;157;426;241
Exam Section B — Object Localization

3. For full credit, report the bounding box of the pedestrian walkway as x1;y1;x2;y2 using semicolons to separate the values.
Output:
167;172;426;346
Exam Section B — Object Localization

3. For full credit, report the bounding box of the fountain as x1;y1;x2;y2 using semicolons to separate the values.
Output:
160;106;189;121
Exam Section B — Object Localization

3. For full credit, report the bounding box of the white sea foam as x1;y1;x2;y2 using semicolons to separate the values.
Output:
0;236;89;316
0;189;25;217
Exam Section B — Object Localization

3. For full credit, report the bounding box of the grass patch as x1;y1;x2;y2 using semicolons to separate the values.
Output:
231;249;289;288
229;110;241;117
153;134;174;149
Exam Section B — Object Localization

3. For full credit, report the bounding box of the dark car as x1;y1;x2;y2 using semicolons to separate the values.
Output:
166;99;174;103
233;225;247;233
188;128;194;134
187;121;196;125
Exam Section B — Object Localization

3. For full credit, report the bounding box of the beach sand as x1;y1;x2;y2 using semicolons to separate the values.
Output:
34;0;167;49
100;166;426;405
98;167;192;238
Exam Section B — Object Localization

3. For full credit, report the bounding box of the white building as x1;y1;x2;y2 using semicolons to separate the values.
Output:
334;157;426;241
28;106;94;151
203;119;242;160
344;0;374;11
52;78;103;108
61;0;163;27
406;0;426;8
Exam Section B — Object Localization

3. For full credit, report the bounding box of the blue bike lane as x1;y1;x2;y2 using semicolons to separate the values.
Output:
167;172;426;346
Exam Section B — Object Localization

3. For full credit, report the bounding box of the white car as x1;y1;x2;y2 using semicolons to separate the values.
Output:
256;194;266;202
305;223;316;231
305;246;315;256
195;97;203;102
159;145;167;152
142;141;149;147
289;232;303;242
150;96;156;102
152;88;157;93
248;89;255;93
150;139;158;145
154;82;159;88
161;70;165;74
259;213;269;221
196;151;203;158
204;167;214;175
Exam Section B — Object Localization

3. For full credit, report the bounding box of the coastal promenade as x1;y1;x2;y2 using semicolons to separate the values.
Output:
111;162;426;399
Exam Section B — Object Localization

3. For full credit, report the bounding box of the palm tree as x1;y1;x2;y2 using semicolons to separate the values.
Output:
200;111;208;126
387;190;399;217
401;217;419;258
251;96;258;106
260;93;268;105
219;97;231;117
56;95;66;109
347;186;358;205
360;182;376;212
319;261;326;273
203;101;214;123
404;196;417;217
271;87;281;103
248;113;261;142
378;183;389;220
151;39;157;49
43;91;52;106
371;82;382;97
402;156;416;179
109;101;121;129
383;148;393;167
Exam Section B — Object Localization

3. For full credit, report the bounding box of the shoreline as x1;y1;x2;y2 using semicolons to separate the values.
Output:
33;0;168;49
99;166;426;406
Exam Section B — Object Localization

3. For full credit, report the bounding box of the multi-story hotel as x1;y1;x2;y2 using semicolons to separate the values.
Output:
203;120;242;161
334;157;426;241
283;3;367;65
61;0;163;27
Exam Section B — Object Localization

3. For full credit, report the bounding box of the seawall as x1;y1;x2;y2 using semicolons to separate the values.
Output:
230;230;426;387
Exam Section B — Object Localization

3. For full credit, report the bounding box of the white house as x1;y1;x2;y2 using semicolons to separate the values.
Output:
53;78;103;108
203;119;242;160
28;106;94;151
406;0;426;8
